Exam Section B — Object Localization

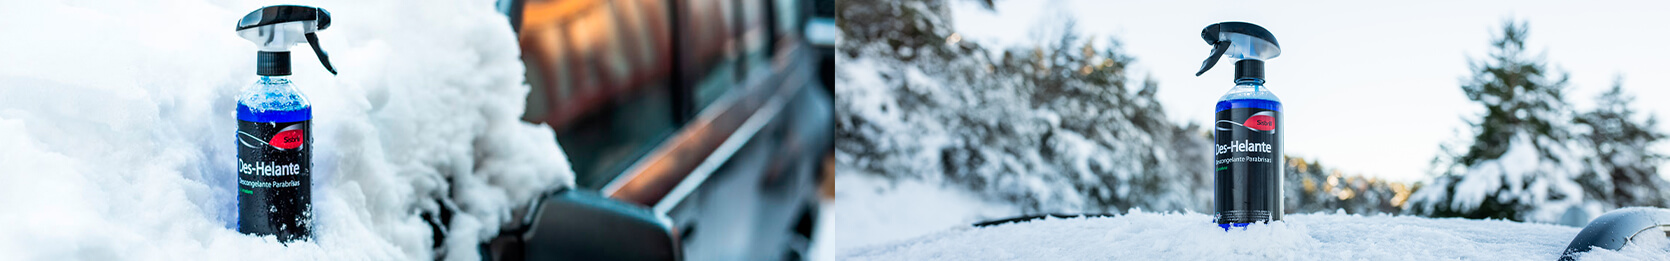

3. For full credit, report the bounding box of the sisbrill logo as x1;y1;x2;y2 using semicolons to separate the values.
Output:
240;124;305;150
1216;111;1276;132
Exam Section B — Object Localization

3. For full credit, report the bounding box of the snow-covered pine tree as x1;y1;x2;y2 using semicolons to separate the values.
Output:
835;0;1213;214
1575;80;1670;209
1407;20;1595;223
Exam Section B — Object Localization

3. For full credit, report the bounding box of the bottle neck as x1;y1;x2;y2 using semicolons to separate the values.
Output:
1233;80;1266;94
247;75;300;95
257;51;292;76
257;75;293;84
1234;59;1264;83
1220;77;1278;102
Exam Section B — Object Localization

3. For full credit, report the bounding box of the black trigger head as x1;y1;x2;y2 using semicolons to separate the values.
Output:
1201;23;1222;44
314;8;331;30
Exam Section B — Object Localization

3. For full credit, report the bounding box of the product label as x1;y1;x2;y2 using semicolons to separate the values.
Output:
237;119;311;241
1214;108;1283;224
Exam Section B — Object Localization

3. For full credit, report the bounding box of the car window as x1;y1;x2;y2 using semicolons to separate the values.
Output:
520;0;780;189
520;0;678;189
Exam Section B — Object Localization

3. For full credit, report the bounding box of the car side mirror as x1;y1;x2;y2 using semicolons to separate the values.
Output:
1560;207;1670;261
486;189;681;261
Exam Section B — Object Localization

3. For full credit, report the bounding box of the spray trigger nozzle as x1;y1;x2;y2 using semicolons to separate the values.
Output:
1194;22;1280;79
238;5;337;75
1196;41;1231;76
304;33;335;75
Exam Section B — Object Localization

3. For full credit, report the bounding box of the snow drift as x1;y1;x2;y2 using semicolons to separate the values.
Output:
0;0;572;260
843;211;1670;260
830;171;1020;251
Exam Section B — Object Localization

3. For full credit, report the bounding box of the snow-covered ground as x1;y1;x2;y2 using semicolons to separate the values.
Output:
844;211;1670;260
829;171;1020;252
833;170;1670;260
0;0;572;260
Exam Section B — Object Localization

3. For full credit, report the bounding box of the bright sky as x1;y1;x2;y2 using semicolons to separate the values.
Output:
947;0;1670;182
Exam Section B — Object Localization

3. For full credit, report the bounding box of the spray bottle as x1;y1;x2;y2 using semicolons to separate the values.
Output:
1194;22;1282;229
234;5;335;242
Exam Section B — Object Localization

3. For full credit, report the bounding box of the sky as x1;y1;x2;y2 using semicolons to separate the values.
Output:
945;0;1670;182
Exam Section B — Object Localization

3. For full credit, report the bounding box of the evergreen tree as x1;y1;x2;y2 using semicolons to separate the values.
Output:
1408;21;1670;224
835;0;1214;213
1456;20;1571;166
1575;80;1670;208
1408;20;1586;222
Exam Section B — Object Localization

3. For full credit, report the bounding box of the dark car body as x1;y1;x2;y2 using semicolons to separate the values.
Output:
472;0;833;260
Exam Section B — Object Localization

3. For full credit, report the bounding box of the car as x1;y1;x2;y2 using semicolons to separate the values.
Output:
454;0;834;260
803;0;834;90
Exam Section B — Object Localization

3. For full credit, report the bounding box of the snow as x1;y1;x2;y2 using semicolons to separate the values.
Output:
1409;133;1604;225
836;26;1213;215
833;167;1667;260
829;171;1019;253
0;0;573;260
843;210;1670;260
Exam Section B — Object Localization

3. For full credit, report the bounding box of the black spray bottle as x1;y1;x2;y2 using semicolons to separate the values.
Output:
233;5;336;242
1194;22;1283;229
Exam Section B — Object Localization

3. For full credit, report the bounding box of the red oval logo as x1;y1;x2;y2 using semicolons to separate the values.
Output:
270;129;305;149
1244;115;1276;131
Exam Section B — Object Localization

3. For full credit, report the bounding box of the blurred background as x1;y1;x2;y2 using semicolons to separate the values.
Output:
490;0;835;260
834;0;1670;255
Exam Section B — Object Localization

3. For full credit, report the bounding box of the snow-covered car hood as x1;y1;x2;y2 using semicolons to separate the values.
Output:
843;211;1670;260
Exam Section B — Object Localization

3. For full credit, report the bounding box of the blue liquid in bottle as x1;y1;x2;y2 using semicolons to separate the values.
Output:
1215;79;1282;112
1214;79;1283;230
237;76;311;122
235;75;314;242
